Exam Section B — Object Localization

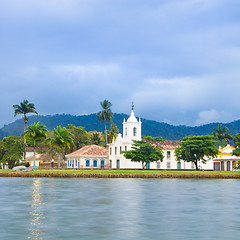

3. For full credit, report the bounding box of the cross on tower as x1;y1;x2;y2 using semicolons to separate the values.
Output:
132;102;134;111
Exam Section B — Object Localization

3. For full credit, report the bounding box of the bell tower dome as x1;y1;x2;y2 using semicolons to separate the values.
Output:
123;103;141;141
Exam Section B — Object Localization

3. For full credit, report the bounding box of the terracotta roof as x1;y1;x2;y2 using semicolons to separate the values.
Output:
25;153;58;162
149;140;180;150
66;145;107;157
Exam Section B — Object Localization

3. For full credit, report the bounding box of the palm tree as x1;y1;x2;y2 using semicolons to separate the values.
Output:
90;132;104;146
24;122;48;166
97;100;113;146
212;124;233;147
107;123;119;144
46;126;74;168
13;99;38;133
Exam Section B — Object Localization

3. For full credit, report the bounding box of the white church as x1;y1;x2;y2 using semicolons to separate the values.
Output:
108;107;240;171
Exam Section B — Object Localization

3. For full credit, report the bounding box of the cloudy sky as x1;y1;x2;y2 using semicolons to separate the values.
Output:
1;0;240;127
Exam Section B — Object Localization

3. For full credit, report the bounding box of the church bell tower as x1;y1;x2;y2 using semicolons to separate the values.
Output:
123;103;142;142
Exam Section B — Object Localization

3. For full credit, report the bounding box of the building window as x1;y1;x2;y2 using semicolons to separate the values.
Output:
110;160;112;168
101;160;105;168
115;147;117;155
93;160;97;167
125;146;127;151
110;147;112;155
120;146;122;154
157;161;161;169
167;151;171;159
86;160;90;167
125;128;127;136
133;127;137;136
167;162;171;169
76;160;78;168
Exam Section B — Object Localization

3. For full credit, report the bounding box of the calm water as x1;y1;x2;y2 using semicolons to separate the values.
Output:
1;178;240;240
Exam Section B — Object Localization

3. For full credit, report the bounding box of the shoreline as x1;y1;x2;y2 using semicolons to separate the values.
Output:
1;171;240;179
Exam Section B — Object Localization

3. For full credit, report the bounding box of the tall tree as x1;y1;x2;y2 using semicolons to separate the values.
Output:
46;126;74;168
107;123;119;144
122;140;164;169
97;100;113;146
24;122;48;166
175;135;219;170
13;99;38;133
67;124;90;152
0;136;25;169
212;124;233;147
232;132;240;157
90;132;104;146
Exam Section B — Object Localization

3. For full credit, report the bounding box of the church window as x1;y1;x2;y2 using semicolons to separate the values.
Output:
167;162;171;169
157;161;161;169
167;151;171;159
115;147;117;155
133;127;137;136
125;128;127;136
120;146;122;153
125;146;127;151
93;160;97;167
110;147;112;155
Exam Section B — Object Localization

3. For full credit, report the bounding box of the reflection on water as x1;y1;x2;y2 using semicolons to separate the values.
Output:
1;178;240;240
28;179;44;240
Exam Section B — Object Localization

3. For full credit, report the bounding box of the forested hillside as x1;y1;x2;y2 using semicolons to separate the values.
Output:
1;113;240;140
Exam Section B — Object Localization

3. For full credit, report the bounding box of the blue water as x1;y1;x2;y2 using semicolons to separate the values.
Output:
0;178;240;240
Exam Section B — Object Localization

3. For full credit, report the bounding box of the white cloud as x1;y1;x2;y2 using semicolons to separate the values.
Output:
195;109;233;126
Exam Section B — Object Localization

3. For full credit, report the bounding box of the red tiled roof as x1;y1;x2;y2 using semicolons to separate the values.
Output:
149;140;180;150
66;145;107;157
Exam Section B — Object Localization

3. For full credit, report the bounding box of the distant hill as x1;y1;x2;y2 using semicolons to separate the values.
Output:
1;113;240;140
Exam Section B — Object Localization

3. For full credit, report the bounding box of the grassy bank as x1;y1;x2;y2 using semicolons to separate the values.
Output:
1;169;240;178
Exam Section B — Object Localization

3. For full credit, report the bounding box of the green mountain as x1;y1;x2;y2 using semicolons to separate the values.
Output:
0;113;240;140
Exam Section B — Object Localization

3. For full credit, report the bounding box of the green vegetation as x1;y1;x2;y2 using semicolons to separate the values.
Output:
122;140;164;169
13;99;38;133
175;135;219;170
142;136;164;141
212;124;233;147
23;122;48;164
97;100;114;146
0;136;25;169
46;126;74;168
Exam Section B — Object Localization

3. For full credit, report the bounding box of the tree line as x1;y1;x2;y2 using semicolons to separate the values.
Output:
0;99;117;169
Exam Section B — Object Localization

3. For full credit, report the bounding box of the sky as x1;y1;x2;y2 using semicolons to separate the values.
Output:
1;0;240;127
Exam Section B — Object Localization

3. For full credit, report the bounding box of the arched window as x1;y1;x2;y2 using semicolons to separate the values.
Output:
86;160;90;167
125;128;127;136
93;160;98;167
133;127;137;136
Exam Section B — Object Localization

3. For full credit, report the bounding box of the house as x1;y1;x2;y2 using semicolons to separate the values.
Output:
25;153;58;167
65;145;108;169
213;145;240;171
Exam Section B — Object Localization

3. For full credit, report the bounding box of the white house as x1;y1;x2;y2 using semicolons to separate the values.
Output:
66;145;108;169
